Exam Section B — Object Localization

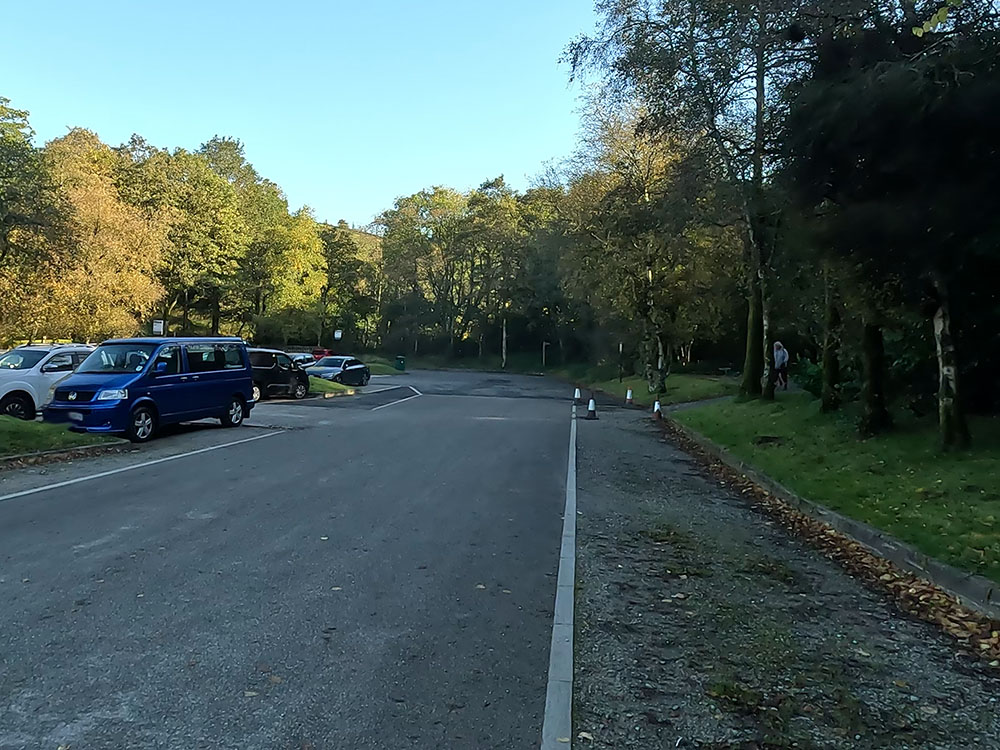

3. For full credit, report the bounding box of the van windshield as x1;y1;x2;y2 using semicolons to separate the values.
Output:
77;344;156;374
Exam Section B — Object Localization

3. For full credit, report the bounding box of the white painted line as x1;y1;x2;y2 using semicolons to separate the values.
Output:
359;385;400;396
369;386;422;411
541;404;577;749
0;431;283;504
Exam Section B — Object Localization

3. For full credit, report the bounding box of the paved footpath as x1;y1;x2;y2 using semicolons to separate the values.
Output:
0;371;572;749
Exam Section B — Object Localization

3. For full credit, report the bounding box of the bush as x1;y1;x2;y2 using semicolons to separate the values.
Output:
791;358;823;398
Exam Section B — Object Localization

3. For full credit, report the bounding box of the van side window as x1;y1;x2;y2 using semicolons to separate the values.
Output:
154;346;181;375
250;351;276;368
223;345;246;369
187;344;225;372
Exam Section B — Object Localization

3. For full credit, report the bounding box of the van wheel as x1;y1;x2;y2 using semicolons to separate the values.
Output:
127;405;157;443
293;381;308;399
221;397;245;428
252;383;263;402
0;393;34;420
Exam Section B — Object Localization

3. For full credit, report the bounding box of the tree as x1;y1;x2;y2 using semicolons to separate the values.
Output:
782;20;1000;447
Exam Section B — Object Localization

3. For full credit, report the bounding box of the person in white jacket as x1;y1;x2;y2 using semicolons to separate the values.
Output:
774;341;789;390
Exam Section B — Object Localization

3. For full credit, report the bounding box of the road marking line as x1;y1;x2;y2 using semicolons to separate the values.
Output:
0;431;283;504
541;404;577;749
370;386;422;411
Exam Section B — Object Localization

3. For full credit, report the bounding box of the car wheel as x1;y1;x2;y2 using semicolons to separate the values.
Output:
221;397;246;428
252;382;263;402
127;405;157;443
362;372;370;386
293;381;308;399
0;393;34;420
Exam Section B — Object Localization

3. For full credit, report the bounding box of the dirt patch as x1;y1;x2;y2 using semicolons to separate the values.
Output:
574;410;1000;749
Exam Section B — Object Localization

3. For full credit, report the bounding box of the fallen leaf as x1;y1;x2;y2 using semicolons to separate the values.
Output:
319;536;329;541
330;587;342;591
557;739;570;744
920;705;939;715
244;690;259;697
893;679;908;688
269;675;283;684
475;584;486;590
21;579;29;583
136;593;144;598
672;593;688;600
578;731;595;741
502;589;512;594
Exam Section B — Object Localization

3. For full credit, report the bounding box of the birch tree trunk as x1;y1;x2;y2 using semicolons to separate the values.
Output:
931;275;970;450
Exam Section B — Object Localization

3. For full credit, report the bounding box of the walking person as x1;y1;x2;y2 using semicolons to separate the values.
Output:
774;341;790;390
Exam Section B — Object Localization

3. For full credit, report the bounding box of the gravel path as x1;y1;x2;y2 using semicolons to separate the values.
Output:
574;406;1000;749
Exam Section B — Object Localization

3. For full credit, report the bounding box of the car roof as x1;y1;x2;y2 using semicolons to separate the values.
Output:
101;337;245;345
14;343;92;351
248;347;288;355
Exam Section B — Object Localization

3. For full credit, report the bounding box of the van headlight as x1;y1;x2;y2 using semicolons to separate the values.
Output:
97;389;128;401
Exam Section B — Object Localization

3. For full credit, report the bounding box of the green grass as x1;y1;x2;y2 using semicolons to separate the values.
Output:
0;417;113;457
576;373;737;407
308;376;354;395
364;356;402;376
674;393;1000;584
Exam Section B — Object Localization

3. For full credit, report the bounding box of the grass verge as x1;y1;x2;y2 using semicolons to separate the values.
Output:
308;376;354;395
673;393;1000;584
0;417;113;457
573;373;737;407
365;356;402;376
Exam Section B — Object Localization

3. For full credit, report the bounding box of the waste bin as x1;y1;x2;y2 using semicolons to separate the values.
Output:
395;355;406;371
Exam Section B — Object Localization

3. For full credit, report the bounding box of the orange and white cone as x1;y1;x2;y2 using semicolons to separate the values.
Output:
584;397;598;420
625;388;634;405
573;387;582;404
653;400;662;420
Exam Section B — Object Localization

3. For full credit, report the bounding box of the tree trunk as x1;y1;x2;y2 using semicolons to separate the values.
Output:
761;283;777;401
739;275;764;398
478;333;484;359
859;319;892;437
821;269;841;413
931;276;970;450
181;290;190;334
501;317;507;369
210;291;221;336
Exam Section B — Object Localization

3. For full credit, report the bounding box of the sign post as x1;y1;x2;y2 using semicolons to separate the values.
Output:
152;319;165;336
334;329;343;341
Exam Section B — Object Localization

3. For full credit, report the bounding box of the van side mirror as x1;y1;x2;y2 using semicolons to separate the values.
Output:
154;361;168;375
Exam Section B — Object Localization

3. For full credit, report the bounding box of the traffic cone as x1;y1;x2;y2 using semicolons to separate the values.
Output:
584;397;598;420
653;400;662;420
625;388;634;405
573;387;582;404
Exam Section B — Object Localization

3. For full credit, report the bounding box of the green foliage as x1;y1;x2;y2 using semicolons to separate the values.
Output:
0;417;113;456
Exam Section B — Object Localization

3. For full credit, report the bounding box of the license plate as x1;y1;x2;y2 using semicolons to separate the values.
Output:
68;411;83;422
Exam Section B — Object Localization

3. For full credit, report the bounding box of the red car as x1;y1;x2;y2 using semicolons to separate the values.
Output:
311;348;334;360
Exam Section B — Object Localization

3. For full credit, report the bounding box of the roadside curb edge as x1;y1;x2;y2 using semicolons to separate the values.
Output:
666;416;1000;621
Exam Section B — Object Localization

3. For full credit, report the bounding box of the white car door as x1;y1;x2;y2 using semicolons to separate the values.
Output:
38;352;77;399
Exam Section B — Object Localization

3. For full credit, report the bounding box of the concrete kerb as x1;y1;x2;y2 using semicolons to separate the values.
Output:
666;416;1000;621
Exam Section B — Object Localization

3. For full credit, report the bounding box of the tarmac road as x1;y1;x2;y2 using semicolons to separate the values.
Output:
0;370;573;749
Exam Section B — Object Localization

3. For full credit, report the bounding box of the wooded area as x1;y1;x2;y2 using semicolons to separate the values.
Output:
2;0;998;450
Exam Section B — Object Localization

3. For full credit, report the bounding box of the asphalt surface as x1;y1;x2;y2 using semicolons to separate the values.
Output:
0;370;573;749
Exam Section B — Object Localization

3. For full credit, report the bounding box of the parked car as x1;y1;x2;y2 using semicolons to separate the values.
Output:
311;348;334;360
0;344;94;419
43;337;254;442
308;356;371;386
248;348;310;401
289;352;315;366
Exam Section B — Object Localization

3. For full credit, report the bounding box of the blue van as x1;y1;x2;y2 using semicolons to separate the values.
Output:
44;337;255;442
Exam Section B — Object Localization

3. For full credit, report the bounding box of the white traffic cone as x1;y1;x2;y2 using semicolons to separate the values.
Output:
584;397;598;420
653;400;662;420
625;388;634;405
574;387;582;404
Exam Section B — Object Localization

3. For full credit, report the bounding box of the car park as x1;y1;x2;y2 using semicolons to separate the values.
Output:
0;344;94;419
43;337;254;442
248;348;310;401
308;356;371;386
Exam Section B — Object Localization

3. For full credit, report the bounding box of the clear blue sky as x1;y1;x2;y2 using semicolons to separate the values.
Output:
5;0;595;227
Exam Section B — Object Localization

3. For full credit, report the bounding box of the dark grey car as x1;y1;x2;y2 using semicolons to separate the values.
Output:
306;356;371;386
